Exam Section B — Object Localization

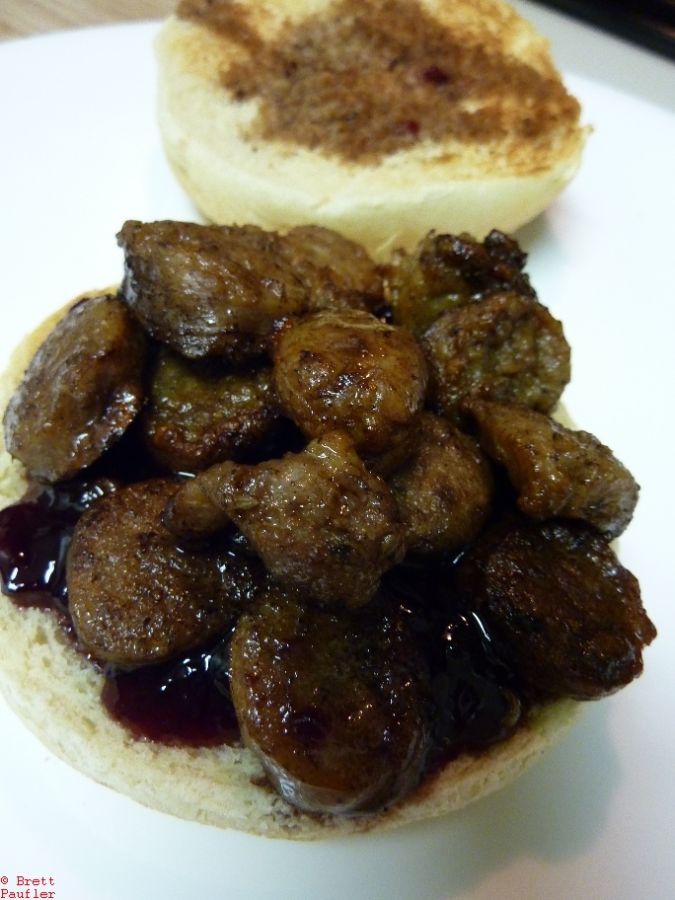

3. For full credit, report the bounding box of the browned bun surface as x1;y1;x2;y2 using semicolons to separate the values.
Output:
156;0;588;260
0;293;580;839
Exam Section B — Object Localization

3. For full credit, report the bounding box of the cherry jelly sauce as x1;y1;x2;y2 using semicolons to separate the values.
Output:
0;469;243;748
431;609;522;755
0;477;117;612
102;636;239;747
0;472;522;757
422;64;450;86
384;559;523;760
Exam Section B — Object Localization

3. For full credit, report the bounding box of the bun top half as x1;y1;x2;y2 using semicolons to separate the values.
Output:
156;0;587;259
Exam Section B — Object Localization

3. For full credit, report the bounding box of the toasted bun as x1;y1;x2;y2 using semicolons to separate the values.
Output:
156;0;587;260
0;294;580;838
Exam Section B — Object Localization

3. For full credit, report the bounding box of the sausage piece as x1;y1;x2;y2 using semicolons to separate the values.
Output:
68;479;260;666
455;518;656;700
230;587;431;815
142;348;281;472
280;224;383;311
384;229;535;335
117;221;377;363
422;291;570;418
3;295;147;483
273;309;428;458
389;413;494;555
468;400;639;538
164;431;405;607
118;220;308;362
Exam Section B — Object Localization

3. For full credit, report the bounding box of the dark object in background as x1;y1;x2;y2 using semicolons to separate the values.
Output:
532;0;675;61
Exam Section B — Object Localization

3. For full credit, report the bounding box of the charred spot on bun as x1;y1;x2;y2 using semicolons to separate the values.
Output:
0;222;654;839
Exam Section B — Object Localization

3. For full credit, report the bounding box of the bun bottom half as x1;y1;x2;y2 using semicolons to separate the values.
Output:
0;301;580;839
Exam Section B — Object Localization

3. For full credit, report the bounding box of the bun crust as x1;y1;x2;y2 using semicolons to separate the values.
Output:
0;295;580;839
156;0;587;260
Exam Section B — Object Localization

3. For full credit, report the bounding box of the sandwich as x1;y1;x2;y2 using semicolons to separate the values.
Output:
0;221;655;838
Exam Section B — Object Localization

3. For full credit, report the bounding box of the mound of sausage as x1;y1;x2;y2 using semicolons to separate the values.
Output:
1;222;656;817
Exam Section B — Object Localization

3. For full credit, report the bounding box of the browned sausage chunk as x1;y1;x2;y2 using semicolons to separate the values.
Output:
117;220;308;362
280;224;383;310
384;229;535;335
422;291;570;418
3;295;147;483
164;431;405;607
67;479;259;666
455;518;656;700
142;348;281;472
200;222;379;312
117;221;377;364
273;309;428;458
468;400;639;538
389;413;494;555
229;587;431;815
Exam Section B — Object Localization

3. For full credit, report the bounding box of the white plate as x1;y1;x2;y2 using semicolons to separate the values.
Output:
0;14;674;900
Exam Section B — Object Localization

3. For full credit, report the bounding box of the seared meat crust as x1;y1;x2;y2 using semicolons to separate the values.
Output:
117;221;380;363
273;309;428;458
279;224;383;310
118;220;308;362
68;479;258;667
142;349;280;472
385;229;535;335
455;518;656;700
422;290;570;417
229;587;431;815
468;400;639;538
164;431;405;606
213;222;381;312
3;295;146;483
389;413;494;555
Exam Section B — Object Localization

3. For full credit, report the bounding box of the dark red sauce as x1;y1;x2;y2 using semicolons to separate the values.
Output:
102;636;239;747
383;559;523;758
432;608;521;753
0;477;117;612
0;478;522;758
397;119;421;137
422;65;450;86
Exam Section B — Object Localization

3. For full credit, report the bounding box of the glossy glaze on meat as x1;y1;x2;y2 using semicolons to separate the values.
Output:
142;348;281;472
230;587;431;815
68;479;261;666
467;400;639;538
118;220;305;362
164;431;405;607
455;518;656;700
274;308;428;459
3;295;147;483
